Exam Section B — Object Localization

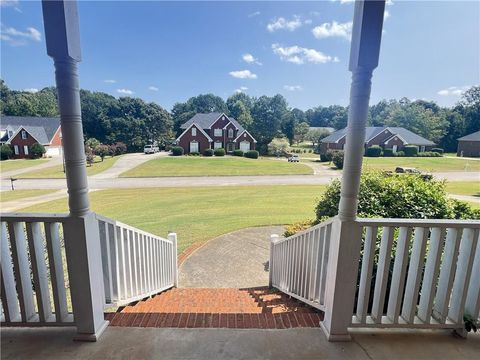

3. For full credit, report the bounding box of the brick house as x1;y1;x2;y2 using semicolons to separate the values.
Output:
457;130;480;157
0;116;62;159
176;113;257;154
319;126;435;154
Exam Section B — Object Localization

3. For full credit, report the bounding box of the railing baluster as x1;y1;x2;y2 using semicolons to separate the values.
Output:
119;226;127;301
315;226;326;303
132;231;138;297
0;222;20;322
99;221;113;304
465;231;480;322
319;224;331;305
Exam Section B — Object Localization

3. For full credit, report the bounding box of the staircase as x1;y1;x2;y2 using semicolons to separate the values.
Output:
105;287;323;329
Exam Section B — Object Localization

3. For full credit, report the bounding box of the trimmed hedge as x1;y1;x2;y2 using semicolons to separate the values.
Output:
30;143;46;159
244;150;259;159
188;151;200;156
417;151;442;157
332;150;344;169
171;146;184;156
366;145;382;157
432;148;444;154
1;144;13;160
383;148;394;157
214;148;225;156
395;151;405;157
203;149;214;157
233;149;244;157
404;145;419;157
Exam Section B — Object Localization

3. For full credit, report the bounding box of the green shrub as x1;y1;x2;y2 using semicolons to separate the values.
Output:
417;151;441;157
308;149;313;153
112;142;127;155
244;150;259;159
432;148;444;154
30;143;46;159
233;149;244;157
332;150;344;169
1;144;13;160
320;153;329;162
395;151;405;157
404;145;418;157
171;146;184;156
203;149;214;157
284;220;314;237
214;148;225;156
94;144;110;161
325;149;336;162
366;145;382;157
188;151;200;156
383;148;394;157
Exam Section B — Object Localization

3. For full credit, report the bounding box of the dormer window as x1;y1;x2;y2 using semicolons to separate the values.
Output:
228;128;234;138
21;130;28;139
214;128;222;137
191;127;197;136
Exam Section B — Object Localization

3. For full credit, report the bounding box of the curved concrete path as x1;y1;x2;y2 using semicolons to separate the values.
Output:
179;226;284;289
1;157;62;179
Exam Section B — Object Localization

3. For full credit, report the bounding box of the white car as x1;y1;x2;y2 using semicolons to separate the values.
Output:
287;155;300;162
144;145;159;154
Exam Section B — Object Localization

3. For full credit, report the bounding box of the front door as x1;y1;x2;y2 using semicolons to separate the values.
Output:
392;145;398;153
227;143;234;152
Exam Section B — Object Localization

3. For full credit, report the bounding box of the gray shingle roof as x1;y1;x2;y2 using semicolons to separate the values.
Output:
320;126;435;146
0;116;60;144
180;113;245;133
458;130;480;142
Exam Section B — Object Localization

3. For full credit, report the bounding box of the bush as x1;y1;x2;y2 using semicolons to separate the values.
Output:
85;146;95;166
366;145;382;157
284;220;314;237
233;149;244;157
188;151;200;156
244;150;259;159
383;148;394;157
171;146;184;156
417;151;441;157
1;144;13;160
94;144;110;161
30;143;46;159
320;153;329;162
325;149;336;162
268;137;289;156
203;149;214;157
112;142;127;155
432;148;444;154
395;151;405;157
214;148;225;156
404;145;418;157
332;150;344;169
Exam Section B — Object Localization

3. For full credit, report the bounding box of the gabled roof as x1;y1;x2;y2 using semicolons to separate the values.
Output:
458;130;480;142
0;116;61;143
180;113;245;133
320;126;435;146
7;126;49;144
233;129;257;143
176;122;213;142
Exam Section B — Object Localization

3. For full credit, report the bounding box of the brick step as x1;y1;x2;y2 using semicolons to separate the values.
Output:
105;287;323;329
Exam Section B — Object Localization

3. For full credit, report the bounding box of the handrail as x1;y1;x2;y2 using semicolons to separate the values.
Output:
356;218;480;228
273;216;337;245
0;212;69;222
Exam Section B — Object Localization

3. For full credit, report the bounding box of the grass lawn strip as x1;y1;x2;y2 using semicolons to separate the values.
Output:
1;189;58;203
445;181;480;197
0;159;49;173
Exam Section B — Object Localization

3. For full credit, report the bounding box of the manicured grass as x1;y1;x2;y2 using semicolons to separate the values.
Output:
362;157;480;172
121;156;313;177
20;185;325;253
0;189;58;203
445;181;480;197
466;201;480;210
18;156;121;178
0;158;49;172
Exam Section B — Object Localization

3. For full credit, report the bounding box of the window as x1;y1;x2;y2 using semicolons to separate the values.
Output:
21;130;28;139
214;129;222;137
23;145;29;155
189;141;199;153
214;141;222;149
228;128;234;138
240;141;250;152
14;145;19;155
191;127;197;136
8;131;13;138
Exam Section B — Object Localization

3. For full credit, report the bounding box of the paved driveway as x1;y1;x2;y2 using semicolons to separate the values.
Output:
91;151;166;179
179;226;284;288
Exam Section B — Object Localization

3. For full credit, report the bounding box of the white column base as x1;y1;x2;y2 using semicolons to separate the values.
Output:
320;321;352;342
73;320;109;342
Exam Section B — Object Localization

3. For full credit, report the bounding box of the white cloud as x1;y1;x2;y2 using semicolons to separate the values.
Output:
384;10;390;20
242;53;262;65
312;21;352;40
229;70;257;79
104;79;116;83
148;86;159;91
283;85;303;91
437;86;470;97
235;86;249;94
23;88;38;93
0;0;19;7
272;44;338;65
0;25;41;45
117;88;134;95
248;11;260;18
267;16;302;32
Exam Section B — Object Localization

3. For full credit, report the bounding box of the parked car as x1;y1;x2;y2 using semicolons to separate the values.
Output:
144;144;159;154
287;155;300;162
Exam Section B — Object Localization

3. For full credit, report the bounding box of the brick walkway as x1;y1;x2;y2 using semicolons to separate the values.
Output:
105;287;323;329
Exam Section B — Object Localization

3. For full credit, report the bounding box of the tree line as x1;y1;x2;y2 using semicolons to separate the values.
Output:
1;79;478;153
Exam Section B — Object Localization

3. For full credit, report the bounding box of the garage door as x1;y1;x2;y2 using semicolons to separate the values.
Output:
240;141;250;152
190;141;199;153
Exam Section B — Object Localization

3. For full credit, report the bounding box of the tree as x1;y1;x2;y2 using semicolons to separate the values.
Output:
267;137;289;156
294;122;310;144
306;128;331;147
0;144;13;160
228;100;253;129
30;143;46;159
85;138;100;150
94;144;110;161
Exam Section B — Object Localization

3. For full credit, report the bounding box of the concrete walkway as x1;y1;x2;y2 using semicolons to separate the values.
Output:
449;194;480;205
180;226;284;288
2;326;479;360
91;152;166;179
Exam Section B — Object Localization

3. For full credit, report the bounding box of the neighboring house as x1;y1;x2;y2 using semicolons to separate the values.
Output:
319;126;435;154
457;130;480;157
176;113;257;154
0;116;62;159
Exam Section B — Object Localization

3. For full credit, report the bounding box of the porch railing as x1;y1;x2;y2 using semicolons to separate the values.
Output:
269;217;335;311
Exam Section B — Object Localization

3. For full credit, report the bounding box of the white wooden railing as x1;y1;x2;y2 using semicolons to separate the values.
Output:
1;213;74;326
269;217;335;311
96;214;177;307
352;218;480;330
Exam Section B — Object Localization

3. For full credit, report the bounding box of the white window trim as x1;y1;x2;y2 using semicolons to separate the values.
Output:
23;145;29;155
21;130;27;139
191;127;197;136
240;141;250;152
14;145;19;155
214;128;222;137
190;141;199;153
214;141;223;149
228;128;234;138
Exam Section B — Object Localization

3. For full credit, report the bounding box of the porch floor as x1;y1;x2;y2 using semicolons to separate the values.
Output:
105;287;323;329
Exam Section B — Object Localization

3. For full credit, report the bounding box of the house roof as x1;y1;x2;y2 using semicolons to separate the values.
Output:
320;126;435;146
10;126;49;144
176;122;213;142
180;113;245;133
0;116;60;144
458;130;480;142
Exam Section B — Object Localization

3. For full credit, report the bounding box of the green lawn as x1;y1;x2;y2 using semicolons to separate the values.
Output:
0;158;49;173
20;185;325;253
18;156;121;178
1;189;58;203
121;156;313;177
445;181;480;197
361;157;480;172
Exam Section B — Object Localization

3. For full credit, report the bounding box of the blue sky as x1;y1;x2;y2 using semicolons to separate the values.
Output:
1;1;478;111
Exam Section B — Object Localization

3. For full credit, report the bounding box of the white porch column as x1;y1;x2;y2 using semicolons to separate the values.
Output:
321;0;385;341
42;0;108;341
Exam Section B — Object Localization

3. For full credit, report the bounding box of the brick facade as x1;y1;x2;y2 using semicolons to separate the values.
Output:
9;130;39;159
